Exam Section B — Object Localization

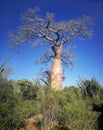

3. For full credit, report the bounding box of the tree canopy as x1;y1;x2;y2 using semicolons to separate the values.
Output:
8;7;94;65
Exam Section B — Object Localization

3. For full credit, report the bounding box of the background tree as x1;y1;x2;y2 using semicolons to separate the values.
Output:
1;66;13;79
0;56;11;74
78;77;102;100
8;7;94;90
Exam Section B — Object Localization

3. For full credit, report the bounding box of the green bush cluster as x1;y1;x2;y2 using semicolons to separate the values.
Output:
0;76;21;130
0;75;103;130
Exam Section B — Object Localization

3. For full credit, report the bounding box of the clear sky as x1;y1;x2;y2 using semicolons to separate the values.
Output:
0;0;103;87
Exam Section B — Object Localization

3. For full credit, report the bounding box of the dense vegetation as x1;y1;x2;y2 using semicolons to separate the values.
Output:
0;72;103;130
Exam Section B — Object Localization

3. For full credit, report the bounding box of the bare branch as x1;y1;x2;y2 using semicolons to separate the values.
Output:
51;45;57;56
36;49;53;64
34;41;46;46
44;35;54;42
61;36;71;45
46;21;57;33
40;70;50;85
61;46;75;66
45;21;64;46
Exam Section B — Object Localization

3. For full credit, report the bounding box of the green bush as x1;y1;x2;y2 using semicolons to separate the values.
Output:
0;77;21;130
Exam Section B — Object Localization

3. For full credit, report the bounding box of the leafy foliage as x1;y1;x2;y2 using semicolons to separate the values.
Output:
78;77;102;100
35;86;64;130
0;76;21;130
0;75;102;130
56;87;99;130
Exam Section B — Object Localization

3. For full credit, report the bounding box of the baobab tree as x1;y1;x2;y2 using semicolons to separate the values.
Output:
8;7;94;90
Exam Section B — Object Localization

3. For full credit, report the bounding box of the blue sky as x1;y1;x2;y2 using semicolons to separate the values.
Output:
0;0;103;87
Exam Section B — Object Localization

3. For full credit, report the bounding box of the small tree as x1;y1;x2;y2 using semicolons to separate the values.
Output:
36;86;64;130
8;7;94;90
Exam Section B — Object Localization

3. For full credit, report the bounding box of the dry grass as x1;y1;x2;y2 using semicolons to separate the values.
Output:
20;116;38;130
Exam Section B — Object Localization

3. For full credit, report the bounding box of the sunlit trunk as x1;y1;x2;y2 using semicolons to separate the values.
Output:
50;45;62;90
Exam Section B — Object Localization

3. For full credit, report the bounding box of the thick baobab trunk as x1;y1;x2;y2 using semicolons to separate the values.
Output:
50;45;62;90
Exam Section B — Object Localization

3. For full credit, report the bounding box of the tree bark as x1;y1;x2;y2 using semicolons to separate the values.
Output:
50;45;62;90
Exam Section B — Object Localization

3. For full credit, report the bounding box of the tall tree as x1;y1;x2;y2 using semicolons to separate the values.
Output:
8;7;94;90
